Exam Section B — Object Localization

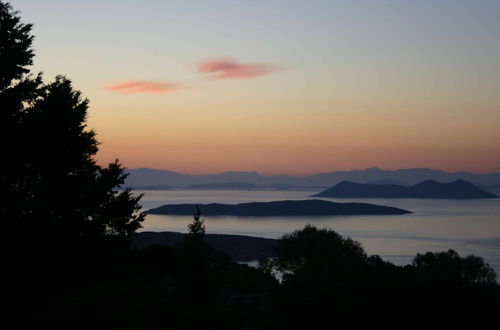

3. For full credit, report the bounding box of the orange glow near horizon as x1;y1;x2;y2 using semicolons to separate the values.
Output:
91;99;500;175
95;142;500;176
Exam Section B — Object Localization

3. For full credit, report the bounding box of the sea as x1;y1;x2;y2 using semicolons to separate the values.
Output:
137;189;500;274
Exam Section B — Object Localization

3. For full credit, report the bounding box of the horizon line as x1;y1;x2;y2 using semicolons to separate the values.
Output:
124;166;500;177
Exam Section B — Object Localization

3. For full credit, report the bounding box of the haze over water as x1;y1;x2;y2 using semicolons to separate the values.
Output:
139;189;500;273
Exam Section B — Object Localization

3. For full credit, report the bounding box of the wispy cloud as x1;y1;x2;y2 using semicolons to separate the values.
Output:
103;81;184;94
197;57;282;79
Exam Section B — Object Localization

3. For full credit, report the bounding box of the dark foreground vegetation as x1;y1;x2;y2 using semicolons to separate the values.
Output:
1;2;499;329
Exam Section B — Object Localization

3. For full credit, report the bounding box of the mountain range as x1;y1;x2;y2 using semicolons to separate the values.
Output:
125;167;500;191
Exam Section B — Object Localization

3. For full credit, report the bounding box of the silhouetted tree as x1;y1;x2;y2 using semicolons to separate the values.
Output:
0;1;33;89
413;249;497;284
188;206;206;241
264;224;367;275
0;1;42;228
0;1;144;285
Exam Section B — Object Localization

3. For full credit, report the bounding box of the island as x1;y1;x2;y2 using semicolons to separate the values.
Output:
146;199;411;216
312;180;498;199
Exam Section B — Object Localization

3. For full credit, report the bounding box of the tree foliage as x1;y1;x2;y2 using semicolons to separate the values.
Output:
188;206;206;241
265;224;367;274
0;1;34;89
413;249;497;284
0;1;144;281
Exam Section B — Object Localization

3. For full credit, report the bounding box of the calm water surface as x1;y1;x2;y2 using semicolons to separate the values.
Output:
137;189;500;273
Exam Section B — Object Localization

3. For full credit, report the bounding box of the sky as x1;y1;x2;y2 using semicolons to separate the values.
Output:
13;0;500;175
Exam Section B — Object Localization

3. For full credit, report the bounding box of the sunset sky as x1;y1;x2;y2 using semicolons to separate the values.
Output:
15;0;500;175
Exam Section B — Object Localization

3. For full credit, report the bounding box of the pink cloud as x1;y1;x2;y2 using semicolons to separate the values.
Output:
197;57;282;79
103;81;184;94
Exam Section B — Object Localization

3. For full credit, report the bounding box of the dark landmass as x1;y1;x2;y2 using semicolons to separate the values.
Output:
134;231;277;261
125;167;500;189
367;179;408;186
146;199;411;216
313;180;498;199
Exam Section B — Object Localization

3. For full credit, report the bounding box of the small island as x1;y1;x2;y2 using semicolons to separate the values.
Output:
146;199;411;216
312;180;498;199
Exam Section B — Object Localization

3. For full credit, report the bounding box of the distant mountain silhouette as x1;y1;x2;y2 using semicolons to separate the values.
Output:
313;180;498;199
126;168;300;187
125;167;500;189
146;199;411;216
144;182;316;191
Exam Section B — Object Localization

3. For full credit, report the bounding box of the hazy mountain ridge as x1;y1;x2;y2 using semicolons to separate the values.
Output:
126;167;500;189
